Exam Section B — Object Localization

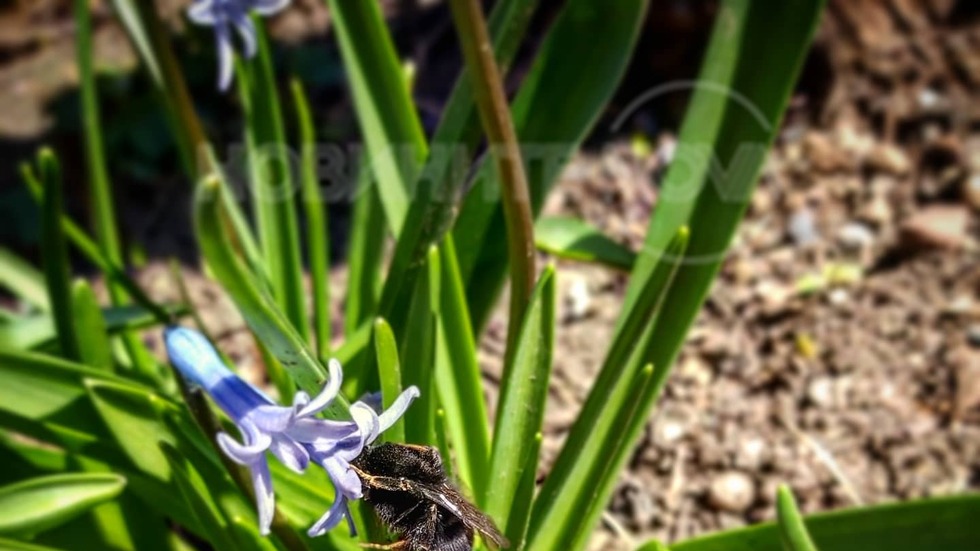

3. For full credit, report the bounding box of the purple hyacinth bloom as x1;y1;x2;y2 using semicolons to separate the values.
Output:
164;326;419;536
186;0;291;91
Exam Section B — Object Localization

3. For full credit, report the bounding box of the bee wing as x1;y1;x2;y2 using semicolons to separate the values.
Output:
415;484;510;549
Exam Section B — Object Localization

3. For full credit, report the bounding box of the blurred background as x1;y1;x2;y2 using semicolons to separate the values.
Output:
0;0;978;548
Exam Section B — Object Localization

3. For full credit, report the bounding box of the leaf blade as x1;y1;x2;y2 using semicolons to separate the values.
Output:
0;473;126;537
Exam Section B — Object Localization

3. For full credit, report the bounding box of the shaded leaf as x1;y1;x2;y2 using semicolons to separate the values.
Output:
534;216;636;270
0;473;125;537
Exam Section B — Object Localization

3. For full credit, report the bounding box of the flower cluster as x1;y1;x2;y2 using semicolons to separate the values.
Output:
164;326;419;536
186;0;291;91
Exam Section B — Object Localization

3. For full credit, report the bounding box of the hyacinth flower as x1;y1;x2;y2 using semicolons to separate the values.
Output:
187;0;291;91
164;326;419;536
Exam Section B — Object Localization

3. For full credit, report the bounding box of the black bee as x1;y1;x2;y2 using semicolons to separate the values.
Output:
351;442;509;551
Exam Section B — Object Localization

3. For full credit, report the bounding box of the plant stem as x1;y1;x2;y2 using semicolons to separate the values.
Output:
448;0;535;363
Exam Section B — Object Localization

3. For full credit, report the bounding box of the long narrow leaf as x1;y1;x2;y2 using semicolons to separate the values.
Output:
322;0;427;235
660;494;980;551
777;485;819;551
242;21;308;346
291;79;332;361
38;150;80;362
484;266;555;541
373;318;405;443
433;239;490;496
534;216;637;270
71;281;112;370
455;0;649;330
343;175;385;336
193;178;344;412
379;0;540;296
0;248;49;311
0;474;125;537
399;247;440;445
86;381;178;481
527;228;687;551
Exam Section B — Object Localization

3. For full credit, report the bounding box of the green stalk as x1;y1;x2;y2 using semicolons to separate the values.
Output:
777;485;820;551
22;165;171;325
447;0;535;363
290;79;331;360
39;150;81;362
127;0;208;175
75;0;156;378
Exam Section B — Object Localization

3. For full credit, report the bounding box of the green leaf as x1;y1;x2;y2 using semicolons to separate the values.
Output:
0;538;64;550
0;473;125;536
484;266;554;542
0;432;69;477
400;247;440;445
0;247;49;311
107;0;208;177
618;0;823;362
241;20;308;348
86;380;177;481
75;0;161;381
71;280;112;370
378;0;540;309
193;178;344;412
534;216;636;270
0;346;125;424
161;445;237;550
0;304;179;351
455;0;649;331
21;163;173;331
38;150;80;362
372;318;405;444
433;239;490;497
291;78;332;361
343;173;385;336
661;494;980;551
74;0;120;265
106;0;163;88
59;455;167;551
322;0;428;235
527;228;687;551
777;485;818;551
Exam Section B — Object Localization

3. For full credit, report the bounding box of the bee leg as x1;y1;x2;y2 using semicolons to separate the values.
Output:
359;540;409;550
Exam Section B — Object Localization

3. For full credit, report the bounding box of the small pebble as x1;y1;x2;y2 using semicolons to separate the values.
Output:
788;208;820;246
837;222;875;249
708;471;756;513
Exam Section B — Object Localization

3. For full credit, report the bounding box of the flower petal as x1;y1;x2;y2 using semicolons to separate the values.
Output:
269;436;310;473
217;419;271;464
251;0;291;16
307;494;350;537
322;456;362;500
349;402;380;446
251;457;275;536
249;404;295;432
217;430;270;464
187;0;218;24
231;12;257;60
291;390;311;409
375;386;420;437
297;359;344;418
215;24;235;91
287;417;356;444
164;326;232;389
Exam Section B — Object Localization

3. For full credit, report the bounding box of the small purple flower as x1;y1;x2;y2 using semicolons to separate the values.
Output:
186;0;291;91
164;326;418;536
